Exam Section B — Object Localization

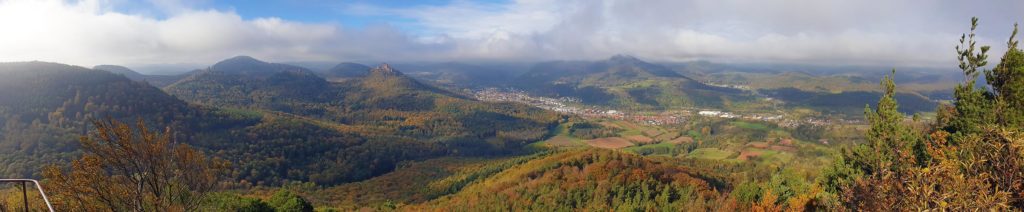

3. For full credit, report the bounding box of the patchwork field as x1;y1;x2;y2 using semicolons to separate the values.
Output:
586;137;635;149
655;132;680;141
542;116;840;178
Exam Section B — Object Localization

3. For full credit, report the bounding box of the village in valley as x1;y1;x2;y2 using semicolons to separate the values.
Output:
470;87;859;127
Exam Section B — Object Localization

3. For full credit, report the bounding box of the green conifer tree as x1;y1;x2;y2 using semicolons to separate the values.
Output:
950;17;996;133
987;23;1024;128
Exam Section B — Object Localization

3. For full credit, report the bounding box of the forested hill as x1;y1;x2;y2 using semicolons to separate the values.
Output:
164;56;329;107
210;55;317;77
512;55;755;109
166;56;560;142
0;62;193;129
0;62;196;177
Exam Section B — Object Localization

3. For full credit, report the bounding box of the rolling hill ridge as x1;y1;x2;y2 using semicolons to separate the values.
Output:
0;59;562;187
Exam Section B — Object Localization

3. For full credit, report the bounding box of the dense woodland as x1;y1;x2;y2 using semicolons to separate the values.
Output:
412;149;725;211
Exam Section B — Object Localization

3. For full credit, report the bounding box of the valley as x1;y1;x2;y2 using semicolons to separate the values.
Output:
0;55;943;211
2;1;1022;211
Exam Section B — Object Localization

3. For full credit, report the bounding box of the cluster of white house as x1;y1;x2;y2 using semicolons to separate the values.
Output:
698;110;738;118
699;110;785;122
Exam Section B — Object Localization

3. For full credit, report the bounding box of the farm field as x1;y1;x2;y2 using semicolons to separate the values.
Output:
586;137;634;149
538;116;842;178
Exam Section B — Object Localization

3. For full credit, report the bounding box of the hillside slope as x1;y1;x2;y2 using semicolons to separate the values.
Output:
0;62;387;185
0;62;196;177
413;149;724;211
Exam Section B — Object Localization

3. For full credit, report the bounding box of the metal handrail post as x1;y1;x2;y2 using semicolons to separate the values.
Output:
0;179;54;212
21;182;28;212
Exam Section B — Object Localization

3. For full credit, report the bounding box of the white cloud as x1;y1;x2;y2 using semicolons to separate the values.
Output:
0;0;449;67
0;0;1021;68
377;0;1021;66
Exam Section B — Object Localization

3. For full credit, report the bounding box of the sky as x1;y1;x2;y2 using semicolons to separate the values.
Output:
0;0;1022;71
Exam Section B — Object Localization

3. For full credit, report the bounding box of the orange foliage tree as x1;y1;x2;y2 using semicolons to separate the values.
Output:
41;119;228;211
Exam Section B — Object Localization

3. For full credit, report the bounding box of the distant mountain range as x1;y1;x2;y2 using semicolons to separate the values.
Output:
90;55;949;115
93;64;191;87
513;55;755;109
318;62;373;79
663;61;960;97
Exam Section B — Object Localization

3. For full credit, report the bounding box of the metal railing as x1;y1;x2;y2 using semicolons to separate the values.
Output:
0;179;54;212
